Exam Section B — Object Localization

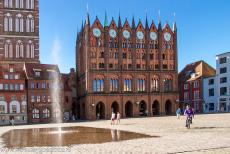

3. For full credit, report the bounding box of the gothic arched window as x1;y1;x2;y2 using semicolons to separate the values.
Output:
4;40;13;58
26;0;34;9
15;14;24;32
26;40;34;58
16;40;24;58
26;14;34;32
4;13;12;32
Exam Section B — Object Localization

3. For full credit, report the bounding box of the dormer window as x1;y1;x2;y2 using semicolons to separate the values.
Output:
191;73;196;78
35;71;40;77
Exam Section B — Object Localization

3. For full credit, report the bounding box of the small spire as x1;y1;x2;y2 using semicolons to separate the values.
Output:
132;16;135;29
118;13;122;28
85;3;90;25
173;12;177;31
81;20;83;31
104;11;109;27
76;26;79;38
145;13;149;29
158;10;161;23
86;13;90;25
158;10;162;30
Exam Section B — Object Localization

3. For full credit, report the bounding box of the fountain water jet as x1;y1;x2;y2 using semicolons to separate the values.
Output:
50;37;62;123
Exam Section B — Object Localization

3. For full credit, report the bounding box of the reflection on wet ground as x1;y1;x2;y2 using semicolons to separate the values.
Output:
1;126;157;148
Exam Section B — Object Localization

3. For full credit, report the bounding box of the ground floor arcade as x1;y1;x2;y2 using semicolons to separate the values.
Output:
79;93;178;120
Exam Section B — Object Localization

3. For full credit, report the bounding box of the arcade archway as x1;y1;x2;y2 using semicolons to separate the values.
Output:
125;101;133;117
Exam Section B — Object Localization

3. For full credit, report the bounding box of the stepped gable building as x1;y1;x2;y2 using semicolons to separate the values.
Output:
0;64;27;125
24;63;63;123
0;0;39;65
179;60;215;113
76;13;179;120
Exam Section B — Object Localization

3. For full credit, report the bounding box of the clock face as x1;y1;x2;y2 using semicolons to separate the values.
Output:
164;32;171;41
109;29;117;38
150;32;157;41
136;31;144;40
93;28;101;37
123;30;130;39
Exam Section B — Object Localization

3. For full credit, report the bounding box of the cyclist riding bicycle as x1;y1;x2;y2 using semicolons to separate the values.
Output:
184;105;194;127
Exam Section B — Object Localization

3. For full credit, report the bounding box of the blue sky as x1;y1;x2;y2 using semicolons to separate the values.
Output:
40;0;230;73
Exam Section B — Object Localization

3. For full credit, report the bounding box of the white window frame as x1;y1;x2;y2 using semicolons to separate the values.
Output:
9;101;20;113
0;101;7;113
32;108;39;118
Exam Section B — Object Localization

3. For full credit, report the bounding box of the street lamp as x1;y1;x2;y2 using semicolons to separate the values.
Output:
91;103;95;111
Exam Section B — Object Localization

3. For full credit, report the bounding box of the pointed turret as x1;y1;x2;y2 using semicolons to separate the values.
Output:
158;10;162;30
81;20;84;31
86;13;90;26
118;14;122;28
104;12;109;27
132;16;135;29
173;22;177;32
145;14;149;30
173;13;177;32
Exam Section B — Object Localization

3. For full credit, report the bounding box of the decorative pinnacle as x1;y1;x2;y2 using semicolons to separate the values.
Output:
104;11;109;27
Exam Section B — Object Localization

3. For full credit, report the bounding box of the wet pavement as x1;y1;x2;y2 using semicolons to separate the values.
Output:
0;114;230;153
1;126;154;148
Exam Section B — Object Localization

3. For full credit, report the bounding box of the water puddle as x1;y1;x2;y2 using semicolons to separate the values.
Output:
1;126;156;148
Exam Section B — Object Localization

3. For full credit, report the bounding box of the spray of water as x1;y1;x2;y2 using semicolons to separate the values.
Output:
50;37;62;123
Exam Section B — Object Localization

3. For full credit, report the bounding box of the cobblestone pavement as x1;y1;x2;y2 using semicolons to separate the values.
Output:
0;113;230;154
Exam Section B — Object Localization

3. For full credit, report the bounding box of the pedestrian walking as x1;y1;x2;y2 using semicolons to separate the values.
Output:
111;112;116;125
116;112;121;124
11;117;14;126
176;107;181;119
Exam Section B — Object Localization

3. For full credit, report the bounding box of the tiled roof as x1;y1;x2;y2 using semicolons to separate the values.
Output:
179;61;202;81
179;60;215;82
0;64;26;79
24;63;60;80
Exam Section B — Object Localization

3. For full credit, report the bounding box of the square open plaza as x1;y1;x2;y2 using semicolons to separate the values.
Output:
0;0;230;153
1;114;230;153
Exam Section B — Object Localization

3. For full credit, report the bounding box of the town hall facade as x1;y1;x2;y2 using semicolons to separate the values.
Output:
76;14;179;120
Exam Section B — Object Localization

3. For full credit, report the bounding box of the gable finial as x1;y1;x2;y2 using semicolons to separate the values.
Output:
104;11;109;27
